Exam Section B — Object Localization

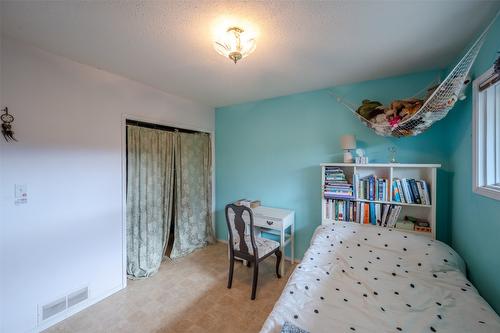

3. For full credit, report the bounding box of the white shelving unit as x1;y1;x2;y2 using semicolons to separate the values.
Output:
321;163;441;239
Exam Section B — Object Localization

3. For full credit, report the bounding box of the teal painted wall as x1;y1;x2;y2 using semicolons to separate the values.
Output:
445;16;500;313
215;69;452;260
215;15;500;314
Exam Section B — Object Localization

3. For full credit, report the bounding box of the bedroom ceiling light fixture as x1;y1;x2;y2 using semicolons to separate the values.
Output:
213;26;256;64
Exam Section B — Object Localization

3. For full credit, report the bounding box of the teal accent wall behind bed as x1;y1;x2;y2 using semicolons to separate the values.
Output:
445;16;500;313
215;69;452;259
215;15;500;314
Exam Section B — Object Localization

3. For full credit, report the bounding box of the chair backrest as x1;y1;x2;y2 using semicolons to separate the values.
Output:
225;203;258;257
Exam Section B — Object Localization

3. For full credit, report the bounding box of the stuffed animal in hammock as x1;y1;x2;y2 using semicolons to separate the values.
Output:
356;100;384;120
385;98;424;125
357;98;425;127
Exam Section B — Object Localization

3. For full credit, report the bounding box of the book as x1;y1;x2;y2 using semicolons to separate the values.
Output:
359;203;363;223
421;181;431;205
369;177;375;200
325;199;330;219
409;179;421;204
396;179;406;203
353;174;359;199
369;203;376;225
381;204;390;226
416;181;426;205
386;206;394;227
377;179;388;201
392;181;402;202
363;203;369;224
387;180;391;202
401;178;414;203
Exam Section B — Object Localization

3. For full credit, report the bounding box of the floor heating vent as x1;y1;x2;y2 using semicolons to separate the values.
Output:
41;297;67;321
67;287;89;308
40;286;89;322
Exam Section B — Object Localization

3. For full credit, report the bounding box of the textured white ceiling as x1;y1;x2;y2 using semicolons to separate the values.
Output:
2;1;500;107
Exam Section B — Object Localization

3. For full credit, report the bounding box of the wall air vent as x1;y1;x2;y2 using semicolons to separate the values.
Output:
41;297;67;321
39;286;89;322
67;287;88;308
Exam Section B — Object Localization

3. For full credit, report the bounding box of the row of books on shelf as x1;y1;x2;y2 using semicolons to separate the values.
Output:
324;199;432;233
392;178;431;205
323;168;432;206
324;199;402;227
355;174;390;201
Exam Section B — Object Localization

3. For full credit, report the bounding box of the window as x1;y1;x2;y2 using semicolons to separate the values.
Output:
473;67;500;200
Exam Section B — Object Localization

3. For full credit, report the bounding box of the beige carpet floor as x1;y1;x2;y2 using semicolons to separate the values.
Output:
44;242;294;333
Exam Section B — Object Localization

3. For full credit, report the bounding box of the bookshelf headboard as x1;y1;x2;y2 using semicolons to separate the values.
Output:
321;163;440;239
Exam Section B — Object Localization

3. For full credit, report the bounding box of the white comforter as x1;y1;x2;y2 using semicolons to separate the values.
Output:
261;222;500;333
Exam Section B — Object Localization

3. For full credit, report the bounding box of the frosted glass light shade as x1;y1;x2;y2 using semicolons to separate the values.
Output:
341;135;356;150
213;27;256;64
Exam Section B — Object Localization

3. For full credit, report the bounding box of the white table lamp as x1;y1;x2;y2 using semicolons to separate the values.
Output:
341;135;356;163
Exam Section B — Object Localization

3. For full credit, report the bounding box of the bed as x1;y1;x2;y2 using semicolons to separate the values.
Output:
260;222;500;333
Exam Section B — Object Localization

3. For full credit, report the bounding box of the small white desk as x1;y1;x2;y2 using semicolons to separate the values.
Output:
230;206;295;276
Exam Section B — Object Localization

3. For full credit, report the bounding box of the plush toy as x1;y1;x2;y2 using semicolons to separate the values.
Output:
357;97;424;127
389;115;401;127
373;113;387;124
357;99;383;120
388;98;423;121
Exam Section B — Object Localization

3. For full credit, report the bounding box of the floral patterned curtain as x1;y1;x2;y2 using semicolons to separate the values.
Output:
170;132;215;258
127;126;215;276
126;125;174;278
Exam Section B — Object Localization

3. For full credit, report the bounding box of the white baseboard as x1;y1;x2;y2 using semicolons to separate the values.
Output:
216;239;302;264
34;283;124;333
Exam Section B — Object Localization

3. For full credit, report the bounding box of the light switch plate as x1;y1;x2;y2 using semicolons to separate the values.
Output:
15;184;27;198
15;184;28;205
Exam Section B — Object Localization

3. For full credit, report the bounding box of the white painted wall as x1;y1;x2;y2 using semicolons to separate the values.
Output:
0;37;214;333
0;5;4;333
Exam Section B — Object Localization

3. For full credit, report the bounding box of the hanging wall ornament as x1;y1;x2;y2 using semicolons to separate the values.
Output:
1;107;17;142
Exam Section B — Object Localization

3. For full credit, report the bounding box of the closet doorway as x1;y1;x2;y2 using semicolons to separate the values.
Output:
125;119;214;279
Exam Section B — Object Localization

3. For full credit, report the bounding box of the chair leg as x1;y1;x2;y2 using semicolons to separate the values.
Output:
251;261;259;300
275;249;282;279
227;256;234;289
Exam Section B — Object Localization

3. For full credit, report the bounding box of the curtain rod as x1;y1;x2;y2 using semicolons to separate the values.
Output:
126;119;206;134
478;73;499;92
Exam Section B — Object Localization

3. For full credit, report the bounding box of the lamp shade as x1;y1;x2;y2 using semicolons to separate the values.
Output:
341;135;356;150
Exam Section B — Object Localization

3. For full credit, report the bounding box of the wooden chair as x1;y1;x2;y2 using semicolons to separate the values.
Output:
225;203;282;300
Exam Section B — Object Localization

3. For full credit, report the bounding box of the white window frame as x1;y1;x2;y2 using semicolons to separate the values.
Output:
472;66;500;200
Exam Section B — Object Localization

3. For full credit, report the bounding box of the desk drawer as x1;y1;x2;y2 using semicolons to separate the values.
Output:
254;216;282;229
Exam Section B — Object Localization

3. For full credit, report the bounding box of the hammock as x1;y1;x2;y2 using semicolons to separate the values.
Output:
336;13;498;138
